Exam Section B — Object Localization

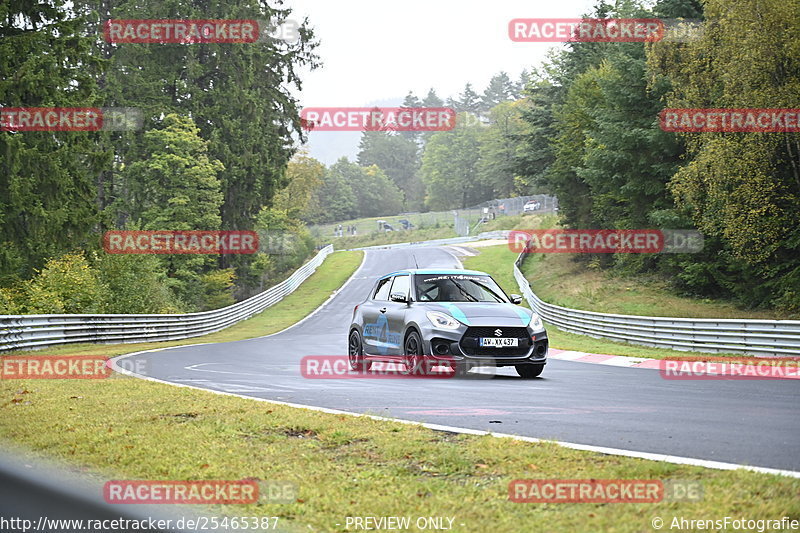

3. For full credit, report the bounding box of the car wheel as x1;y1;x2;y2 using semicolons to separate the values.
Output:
515;364;544;379
348;330;371;371
402;331;426;375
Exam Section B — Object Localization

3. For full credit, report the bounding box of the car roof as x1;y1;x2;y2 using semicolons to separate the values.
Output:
378;269;489;279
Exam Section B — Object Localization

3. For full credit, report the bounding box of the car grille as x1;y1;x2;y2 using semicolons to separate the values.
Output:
459;326;532;357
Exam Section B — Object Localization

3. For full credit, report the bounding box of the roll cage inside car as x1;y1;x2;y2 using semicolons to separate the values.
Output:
372;271;513;305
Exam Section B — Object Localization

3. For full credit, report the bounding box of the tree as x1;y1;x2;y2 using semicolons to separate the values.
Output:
121;114;226;309
481;72;516;113
479;101;527;197
357;131;422;209
422;88;444;108
512;71;558;194
513;69;532;99
650;0;800;309
351;165;404;217
420;113;490;209
0;1;105;282
79;0;320;295
400;91;423;143
276;150;326;221
310;158;358;223
421;89;446;146
455;83;482;114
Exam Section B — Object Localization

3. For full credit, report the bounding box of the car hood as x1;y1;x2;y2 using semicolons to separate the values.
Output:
427;302;533;327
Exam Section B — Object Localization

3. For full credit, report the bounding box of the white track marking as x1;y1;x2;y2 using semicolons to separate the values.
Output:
110;247;800;479
111;354;800;479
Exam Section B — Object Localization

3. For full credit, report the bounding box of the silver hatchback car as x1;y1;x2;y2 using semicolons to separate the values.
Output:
348;269;548;378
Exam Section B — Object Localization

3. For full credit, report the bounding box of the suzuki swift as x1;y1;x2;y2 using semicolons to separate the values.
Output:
348;269;548;378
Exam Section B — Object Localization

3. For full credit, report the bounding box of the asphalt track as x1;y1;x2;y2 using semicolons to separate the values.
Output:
121;246;800;472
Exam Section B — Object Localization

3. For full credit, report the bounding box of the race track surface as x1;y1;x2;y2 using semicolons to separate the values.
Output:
123;246;800;471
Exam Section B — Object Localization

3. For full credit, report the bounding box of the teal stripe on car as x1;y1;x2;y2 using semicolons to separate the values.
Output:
511;305;532;326
440;303;470;326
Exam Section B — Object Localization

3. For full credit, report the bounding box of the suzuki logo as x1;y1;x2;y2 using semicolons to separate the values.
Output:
494;329;503;337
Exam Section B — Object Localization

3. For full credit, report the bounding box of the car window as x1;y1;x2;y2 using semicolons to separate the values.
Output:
389;274;409;298
374;277;393;300
414;274;507;303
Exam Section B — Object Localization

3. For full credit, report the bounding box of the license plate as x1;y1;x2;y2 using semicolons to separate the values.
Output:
479;337;518;347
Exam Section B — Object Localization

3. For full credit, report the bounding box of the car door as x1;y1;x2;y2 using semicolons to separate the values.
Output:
361;276;392;354
384;274;411;356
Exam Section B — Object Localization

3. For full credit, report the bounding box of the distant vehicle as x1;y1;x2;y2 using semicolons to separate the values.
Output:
348;269;548;378
382;222;395;232
398;219;414;230
523;201;540;213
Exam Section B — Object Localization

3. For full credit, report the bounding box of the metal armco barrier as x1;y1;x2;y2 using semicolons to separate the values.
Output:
0;245;334;352
513;252;800;357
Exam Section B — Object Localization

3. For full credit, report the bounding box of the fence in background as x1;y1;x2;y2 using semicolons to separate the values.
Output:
0;245;334;353
310;195;559;239
512;252;800;357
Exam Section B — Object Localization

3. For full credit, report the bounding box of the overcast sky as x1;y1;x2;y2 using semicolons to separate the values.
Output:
281;0;600;162
285;0;600;106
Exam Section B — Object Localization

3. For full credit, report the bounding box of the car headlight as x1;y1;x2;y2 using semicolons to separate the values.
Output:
529;313;544;331
426;311;462;330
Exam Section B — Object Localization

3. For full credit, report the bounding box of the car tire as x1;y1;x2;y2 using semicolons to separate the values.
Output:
402;330;427;375
348;330;371;372
515;364;544;379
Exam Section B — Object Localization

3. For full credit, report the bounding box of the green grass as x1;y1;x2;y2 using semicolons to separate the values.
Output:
3;250;364;358
330;213;553;250
461;245;752;360
333;226;457;250
311;211;457;238
2;375;798;532
2;240;797;531
522;253;787;320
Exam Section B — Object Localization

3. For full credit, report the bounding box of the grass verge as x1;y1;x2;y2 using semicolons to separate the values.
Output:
332;226;457;250
1;243;797;531
320;213;549;251
522;253;786;320
3;250;363;358
2;376;798;532
461;245;752;360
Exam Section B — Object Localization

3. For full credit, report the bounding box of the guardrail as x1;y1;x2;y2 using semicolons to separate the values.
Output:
0;245;334;353
513;252;800;357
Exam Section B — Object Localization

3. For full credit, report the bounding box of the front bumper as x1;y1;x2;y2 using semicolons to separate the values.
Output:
419;322;548;367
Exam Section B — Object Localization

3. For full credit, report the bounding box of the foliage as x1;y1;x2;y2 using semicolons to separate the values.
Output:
357;131;421;209
308;158;404;223
420;113;491;209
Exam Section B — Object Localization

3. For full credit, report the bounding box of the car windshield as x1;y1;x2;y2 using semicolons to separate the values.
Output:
414;274;507;303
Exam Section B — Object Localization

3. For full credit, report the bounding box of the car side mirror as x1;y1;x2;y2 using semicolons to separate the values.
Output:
510;294;523;305
390;292;408;303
